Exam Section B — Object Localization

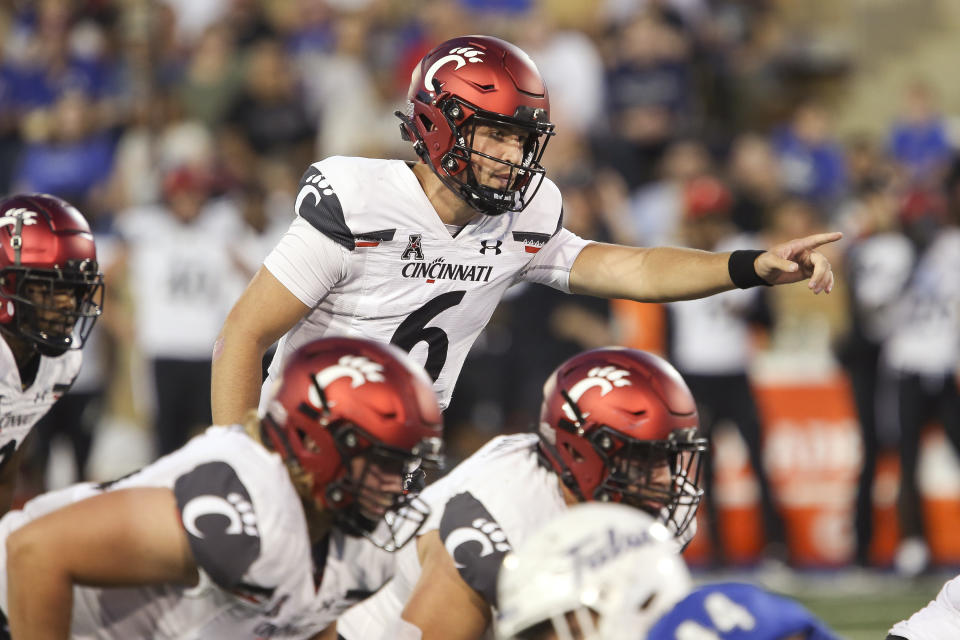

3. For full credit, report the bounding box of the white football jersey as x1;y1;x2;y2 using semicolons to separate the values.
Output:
0;336;80;457
337;433;567;640
262;157;589;409
119;199;245;360
884;228;960;375
888;573;960;640
0;426;393;639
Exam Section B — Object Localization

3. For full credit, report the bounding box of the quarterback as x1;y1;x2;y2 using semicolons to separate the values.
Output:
211;34;840;424
0;194;103;514
0;337;443;639
337;347;707;640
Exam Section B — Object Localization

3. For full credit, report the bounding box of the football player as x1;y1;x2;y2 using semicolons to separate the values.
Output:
495;503;839;640
648;583;840;640
211;34;841;426
0;337;444;639
887;573;960;639
495;502;692;640
336;347;707;640
0;194;103;514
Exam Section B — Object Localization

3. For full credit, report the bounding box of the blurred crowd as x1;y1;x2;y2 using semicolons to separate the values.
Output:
2;0;960;571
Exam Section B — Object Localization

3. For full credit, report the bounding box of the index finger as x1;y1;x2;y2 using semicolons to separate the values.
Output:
794;231;843;251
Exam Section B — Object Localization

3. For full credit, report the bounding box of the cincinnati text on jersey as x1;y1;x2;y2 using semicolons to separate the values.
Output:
401;257;494;283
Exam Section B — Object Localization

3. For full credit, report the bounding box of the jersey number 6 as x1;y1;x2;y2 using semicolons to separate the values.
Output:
390;290;466;381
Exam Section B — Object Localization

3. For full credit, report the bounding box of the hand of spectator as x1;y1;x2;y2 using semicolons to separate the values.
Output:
755;232;843;293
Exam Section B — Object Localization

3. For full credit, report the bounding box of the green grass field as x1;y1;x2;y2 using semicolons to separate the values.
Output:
696;569;952;639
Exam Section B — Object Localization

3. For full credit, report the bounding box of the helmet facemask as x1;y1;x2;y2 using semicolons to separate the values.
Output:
324;424;442;552
400;94;554;216
549;406;706;546
1;259;103;357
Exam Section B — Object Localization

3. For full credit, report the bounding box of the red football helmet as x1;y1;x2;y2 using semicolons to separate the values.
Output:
397;35;554;216
262;337;444;551
0;194;103;357
538;348;707;543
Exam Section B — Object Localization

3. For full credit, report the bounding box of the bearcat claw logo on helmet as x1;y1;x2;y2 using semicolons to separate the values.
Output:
561;366;632;422
309;355;386;408
0;209;38;230
424;47;485;92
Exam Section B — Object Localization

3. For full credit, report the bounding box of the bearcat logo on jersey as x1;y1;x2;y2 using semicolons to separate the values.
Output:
512;231;551;254
439;492;512;605
401;256;494;284
561;366;632;422
295;169;335;217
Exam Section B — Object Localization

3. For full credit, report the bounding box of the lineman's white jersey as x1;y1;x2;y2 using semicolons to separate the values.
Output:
262;157;590;410
0;426;392;639
338;433;567;640
888;573;960;639
0;336;80;456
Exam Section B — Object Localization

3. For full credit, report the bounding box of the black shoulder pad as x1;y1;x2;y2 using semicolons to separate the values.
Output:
296;165;353;250
438;492;512;607
174;461;263;590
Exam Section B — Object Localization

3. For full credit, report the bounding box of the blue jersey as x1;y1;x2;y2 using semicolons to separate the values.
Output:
648;582;839;640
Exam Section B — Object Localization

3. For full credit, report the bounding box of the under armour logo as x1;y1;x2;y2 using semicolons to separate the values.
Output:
0;209;38;230
479;240;502;255
402;234;425;261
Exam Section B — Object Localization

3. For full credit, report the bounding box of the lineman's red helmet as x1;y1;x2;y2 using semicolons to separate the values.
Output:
262;337;444;551
398;35;554;216
538;348;706;543
0;194;103;356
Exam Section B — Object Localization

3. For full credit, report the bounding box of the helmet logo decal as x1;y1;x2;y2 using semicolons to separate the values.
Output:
0;208;38;230
423;47;485;92
309;355;385;407
561;366;631;422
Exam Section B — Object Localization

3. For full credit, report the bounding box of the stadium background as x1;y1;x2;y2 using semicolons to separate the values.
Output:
2;0;960;637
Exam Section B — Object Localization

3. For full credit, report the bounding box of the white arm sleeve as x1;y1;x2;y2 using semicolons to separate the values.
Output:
262;216;349;307
516;227;591;292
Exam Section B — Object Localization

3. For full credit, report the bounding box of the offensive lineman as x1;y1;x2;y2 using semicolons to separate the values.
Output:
0;194;103;514
0;337;444;639
211;34;841;426
337;347;707;640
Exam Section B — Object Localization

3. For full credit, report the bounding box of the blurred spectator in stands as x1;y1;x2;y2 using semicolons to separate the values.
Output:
298;12;387;158
667;175;785;566
772;101;847;214
518;10;604;137
884;187;960;577
176;24;243;129
888;80;952;187
726;132;784;234
111;164;244;456
835;179;914;567
161;0;230;49
12;89;115;216
223;36;316;174
594;9;696;190
626;138;713;246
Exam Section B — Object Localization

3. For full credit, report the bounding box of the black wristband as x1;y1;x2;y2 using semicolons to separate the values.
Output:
728;250;770;289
